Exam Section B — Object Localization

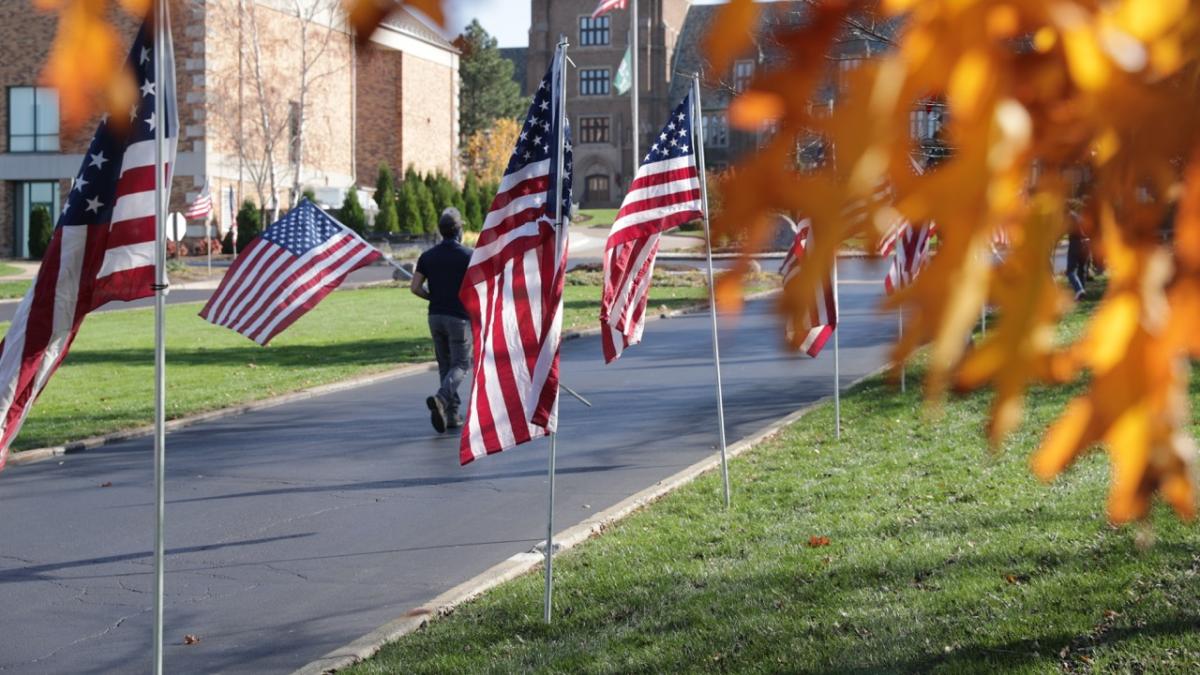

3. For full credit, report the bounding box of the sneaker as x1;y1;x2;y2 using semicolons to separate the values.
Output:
1074;290;1085;302
426;396;447;433
447;413;464;429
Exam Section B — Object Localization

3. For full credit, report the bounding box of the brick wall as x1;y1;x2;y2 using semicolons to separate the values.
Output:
356;45;402;184
399;52;458;181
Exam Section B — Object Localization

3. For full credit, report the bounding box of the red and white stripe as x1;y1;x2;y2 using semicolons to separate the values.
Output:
199;221;379;346
600;154;702;363
592;0;627;18
0;24;177;469
780;220;837;358
459;162;568;465
885;223;935;295
185;183;213;220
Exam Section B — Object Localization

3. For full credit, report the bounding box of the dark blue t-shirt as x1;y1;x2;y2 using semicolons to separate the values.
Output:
416;240;473;319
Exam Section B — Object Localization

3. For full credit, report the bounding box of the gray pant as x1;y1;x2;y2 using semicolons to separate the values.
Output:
429;314;472;415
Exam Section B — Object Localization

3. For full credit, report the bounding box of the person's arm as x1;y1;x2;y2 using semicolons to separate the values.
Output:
410;269;430;301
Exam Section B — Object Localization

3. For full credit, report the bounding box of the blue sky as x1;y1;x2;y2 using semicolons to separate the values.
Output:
441;0;724;48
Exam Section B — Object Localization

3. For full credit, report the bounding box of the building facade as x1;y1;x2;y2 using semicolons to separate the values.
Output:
0;0;459;258
527;0;691;208
521;1;938;207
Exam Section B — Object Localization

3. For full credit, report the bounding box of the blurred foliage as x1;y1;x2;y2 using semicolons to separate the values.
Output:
709;0;1200;523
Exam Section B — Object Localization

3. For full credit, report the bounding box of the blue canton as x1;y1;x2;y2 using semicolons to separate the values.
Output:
261;200;345;256
62;24;171;228
506;61;573;220
643;94;694;166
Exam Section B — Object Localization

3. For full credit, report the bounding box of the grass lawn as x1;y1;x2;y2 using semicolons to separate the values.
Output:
0;262;25;277
349;297;1200;674
0;280;31;299
11;278;710;452
577;208;621;227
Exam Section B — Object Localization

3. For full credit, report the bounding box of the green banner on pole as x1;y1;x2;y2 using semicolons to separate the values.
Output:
614;46;632;95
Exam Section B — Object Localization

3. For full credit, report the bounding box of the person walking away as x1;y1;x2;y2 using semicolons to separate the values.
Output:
410;208;473;433
1066;226;1087;301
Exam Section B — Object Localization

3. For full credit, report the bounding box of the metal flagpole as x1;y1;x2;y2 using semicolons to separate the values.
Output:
630;0;639;175
833;258;841;440
545;37;570;625
151;0;169;671
692;74;731;508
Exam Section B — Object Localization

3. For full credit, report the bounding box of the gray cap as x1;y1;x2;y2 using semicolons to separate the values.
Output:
438;207;464;238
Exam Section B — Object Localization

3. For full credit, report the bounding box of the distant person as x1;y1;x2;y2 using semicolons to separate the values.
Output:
1066;227;1088;301
410;208;473;434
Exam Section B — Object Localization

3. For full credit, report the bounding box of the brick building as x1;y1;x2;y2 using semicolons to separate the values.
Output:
527;0;691;208
0;1;459;258
522;1;933;207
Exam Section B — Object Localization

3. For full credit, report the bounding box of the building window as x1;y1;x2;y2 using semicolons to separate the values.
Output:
580;69;610;96
578;116;611;144
8;87;60;152
910;104;944;141
579;16;610;46
702;113;728;148
586;174;610;202
288;100;301;164
733;60;755;93
757;119;780;148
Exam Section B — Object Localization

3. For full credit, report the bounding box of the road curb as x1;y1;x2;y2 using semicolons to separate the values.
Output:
7;362;438;468
292;364;886;675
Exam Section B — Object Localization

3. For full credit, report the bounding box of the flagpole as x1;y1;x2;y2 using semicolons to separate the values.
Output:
630;0;639;177
833;258;841;441
544;37;569;625
692;74;731;508
151;0;169;672
898;307;906;393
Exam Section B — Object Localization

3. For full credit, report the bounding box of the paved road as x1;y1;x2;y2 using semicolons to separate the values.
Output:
0;259;895;674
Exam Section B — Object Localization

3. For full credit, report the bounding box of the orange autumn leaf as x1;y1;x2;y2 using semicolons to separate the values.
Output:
37;0;140;132
703;0;761;76
708;0;1200;522
807;536;831;548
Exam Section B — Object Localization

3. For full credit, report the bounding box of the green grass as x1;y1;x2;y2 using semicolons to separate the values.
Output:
0;280;31;299
577;209;621;227
11;280;709;451
349;298;1200;674
0;262;25;277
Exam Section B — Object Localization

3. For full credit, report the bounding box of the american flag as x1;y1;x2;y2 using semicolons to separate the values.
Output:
871;156;926;256
600;94;701;363
458;49;572;465
185;182;213;220
198;199;380;345
592;0;627;18
780;220;838;358
885;223;936;295
0;21;177;469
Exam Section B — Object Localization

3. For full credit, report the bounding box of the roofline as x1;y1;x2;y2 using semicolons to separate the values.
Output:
371;18;461;55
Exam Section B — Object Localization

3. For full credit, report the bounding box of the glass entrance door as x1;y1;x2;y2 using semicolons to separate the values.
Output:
14;181;59;258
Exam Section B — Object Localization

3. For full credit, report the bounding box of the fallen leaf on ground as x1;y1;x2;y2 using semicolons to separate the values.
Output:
183;634;200;645
807;536;831;548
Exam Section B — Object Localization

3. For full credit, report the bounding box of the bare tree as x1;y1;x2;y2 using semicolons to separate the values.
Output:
208;0;346;219
288;0;343;204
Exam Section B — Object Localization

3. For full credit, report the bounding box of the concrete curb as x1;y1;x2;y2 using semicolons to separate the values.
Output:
293;364;886;675
7;362;437;468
